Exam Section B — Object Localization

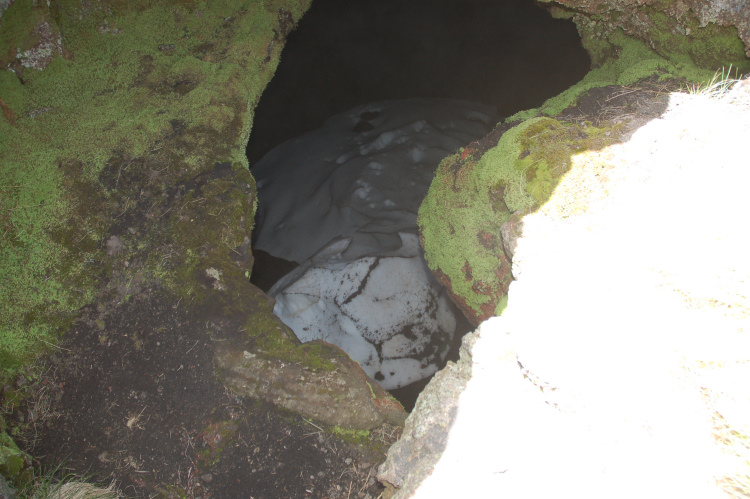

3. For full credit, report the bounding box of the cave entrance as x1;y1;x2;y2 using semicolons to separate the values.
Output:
246;0;590;411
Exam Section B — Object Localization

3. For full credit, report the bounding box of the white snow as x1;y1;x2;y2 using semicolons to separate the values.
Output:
253;99;498;389
271;233;458;389
409;82;750;499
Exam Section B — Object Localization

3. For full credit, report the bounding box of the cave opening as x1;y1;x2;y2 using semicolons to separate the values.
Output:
246;0;590;411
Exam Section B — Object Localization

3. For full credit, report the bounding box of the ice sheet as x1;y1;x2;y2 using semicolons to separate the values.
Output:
253;99;498;388
271;234;458;389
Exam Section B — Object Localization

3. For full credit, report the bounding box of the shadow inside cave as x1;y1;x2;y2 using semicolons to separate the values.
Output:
246;0;591;411
246;0;591;166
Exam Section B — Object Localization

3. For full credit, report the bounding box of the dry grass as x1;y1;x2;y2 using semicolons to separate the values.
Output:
39;481;122;499
686;66;743;98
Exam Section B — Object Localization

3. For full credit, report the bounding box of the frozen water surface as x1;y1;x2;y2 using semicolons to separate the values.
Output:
253;99;498;389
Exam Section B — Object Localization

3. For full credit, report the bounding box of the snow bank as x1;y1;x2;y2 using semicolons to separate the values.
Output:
399;80;750;498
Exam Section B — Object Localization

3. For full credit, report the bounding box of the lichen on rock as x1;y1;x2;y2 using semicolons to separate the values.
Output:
539;0;750;71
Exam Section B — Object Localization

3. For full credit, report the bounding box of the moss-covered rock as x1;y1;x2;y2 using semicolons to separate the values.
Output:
1;0;399;456
539;0;750;73
507;29;714;122
214;332;407;429
419;116;623;324
418;26;733;324
1;0;306;381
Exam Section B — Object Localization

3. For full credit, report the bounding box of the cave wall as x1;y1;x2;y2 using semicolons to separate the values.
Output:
541;0;750;71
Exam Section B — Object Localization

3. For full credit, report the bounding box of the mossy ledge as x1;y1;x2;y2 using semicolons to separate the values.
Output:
419;115;622;324
418;27;745;324
539;0;750;73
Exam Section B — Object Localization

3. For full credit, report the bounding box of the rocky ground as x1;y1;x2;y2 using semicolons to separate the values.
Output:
5;285;400;498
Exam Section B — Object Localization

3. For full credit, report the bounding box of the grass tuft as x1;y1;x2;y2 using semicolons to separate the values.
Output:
686;65;742;98
18;461;122;499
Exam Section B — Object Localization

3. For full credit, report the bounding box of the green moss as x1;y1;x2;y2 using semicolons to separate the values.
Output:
0;0;310;382
568;0;750;75
494;295;508;316
195;420;238;469
580;31;619;67
517;118;621;205
419;120;535;317
244;312;337;372
643;1;750;73
329;426;371;445
159;485;188;498
258;334;338;372
0;1;46;69
0;70;25;113
0;119;94;379
154;163;256;306
365;380;376;399
508;30;716;123
420;118;622;320
0;415;32;487
0;442;24;478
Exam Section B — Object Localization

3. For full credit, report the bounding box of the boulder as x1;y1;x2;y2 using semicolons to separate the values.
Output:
377;331;476;495
215;338;407;429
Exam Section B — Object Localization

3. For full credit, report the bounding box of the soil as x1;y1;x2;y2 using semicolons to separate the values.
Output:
5;286;399;498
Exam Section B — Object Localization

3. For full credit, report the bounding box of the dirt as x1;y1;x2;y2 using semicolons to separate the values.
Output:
5;286;399;498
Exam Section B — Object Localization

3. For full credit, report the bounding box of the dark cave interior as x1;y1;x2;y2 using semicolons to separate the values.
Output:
245;0;591;411
246;0;591;166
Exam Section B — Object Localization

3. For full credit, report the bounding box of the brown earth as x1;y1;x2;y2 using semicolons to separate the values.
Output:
4;285;399;498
